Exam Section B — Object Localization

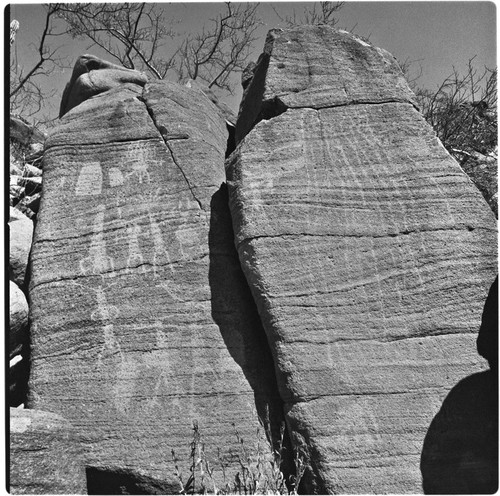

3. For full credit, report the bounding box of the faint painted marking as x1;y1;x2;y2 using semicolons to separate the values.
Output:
126;224;146;273
71;278;122;367
97;323;124;366
75;162;103;196
113;357;140;416
91;284;120;322
109;167;125;187
125;143;152;184
79;206;115;275
141;188;175;277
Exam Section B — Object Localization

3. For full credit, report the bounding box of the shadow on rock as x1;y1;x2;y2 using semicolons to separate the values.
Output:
421;277;498;494
208;183;288;451
86;467;177;495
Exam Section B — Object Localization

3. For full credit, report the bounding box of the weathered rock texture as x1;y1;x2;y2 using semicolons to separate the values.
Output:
28;60;281;490
10;408;87;494
227;26;497;493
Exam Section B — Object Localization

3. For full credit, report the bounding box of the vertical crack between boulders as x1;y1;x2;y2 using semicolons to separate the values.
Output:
137;94;204;211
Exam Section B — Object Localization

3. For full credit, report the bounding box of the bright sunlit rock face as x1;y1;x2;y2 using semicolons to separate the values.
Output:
228;25;497;494
17;28;497;494
28;63;281;491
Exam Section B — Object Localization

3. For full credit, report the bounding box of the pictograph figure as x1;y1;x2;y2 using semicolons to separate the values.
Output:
126;224;146;273
79;206;115;276
75;162;103;196
70;277;122;366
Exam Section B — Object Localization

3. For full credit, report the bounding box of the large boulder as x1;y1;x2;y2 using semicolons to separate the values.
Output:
9;207;33;287
29;57;281;491
227;26;497;493
59;54;148;117
10;408;87;494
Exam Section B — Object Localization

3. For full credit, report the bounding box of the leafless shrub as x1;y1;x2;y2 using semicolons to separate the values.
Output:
273;1;344;27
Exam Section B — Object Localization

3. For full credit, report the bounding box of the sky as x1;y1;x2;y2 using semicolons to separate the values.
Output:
8;1;497;124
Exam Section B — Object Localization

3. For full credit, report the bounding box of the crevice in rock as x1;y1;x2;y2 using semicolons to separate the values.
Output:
9;355;30;407
288;98;420;112
208;182;296;486
86;467;176;495
137;94;204;211
225;123;236;158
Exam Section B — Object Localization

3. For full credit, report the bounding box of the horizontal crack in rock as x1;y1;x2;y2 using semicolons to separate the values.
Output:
236;225;490;250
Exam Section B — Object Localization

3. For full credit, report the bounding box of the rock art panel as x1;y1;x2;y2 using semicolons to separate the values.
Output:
10;408;87;494
227;26;497;493
29;64;280;489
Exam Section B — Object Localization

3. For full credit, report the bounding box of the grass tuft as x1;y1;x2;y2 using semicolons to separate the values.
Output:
171;420;306;495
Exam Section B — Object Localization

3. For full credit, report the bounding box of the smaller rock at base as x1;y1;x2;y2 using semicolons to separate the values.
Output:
24;193;41;215
20;176;42;195
9;207;34;286
23;163;42;177
10;408;87;494
10;281;28;358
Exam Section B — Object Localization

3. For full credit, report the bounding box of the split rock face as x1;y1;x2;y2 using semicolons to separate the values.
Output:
29;65;279;489
227;26;497;493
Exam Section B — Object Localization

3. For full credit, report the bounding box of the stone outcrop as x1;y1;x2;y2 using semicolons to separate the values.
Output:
10;115;46;155
28;57;281;491
13;28;498;495
10;408;87;494
227;26;497;493
59;54;148;117
9;207;33;287
9;206;34;407
10;116;45;220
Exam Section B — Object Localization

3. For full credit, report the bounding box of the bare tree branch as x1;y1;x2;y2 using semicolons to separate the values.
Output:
10;4;66;121
405;58;497;158
273;2;344;27
10;4;62;98
57;2;261;93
